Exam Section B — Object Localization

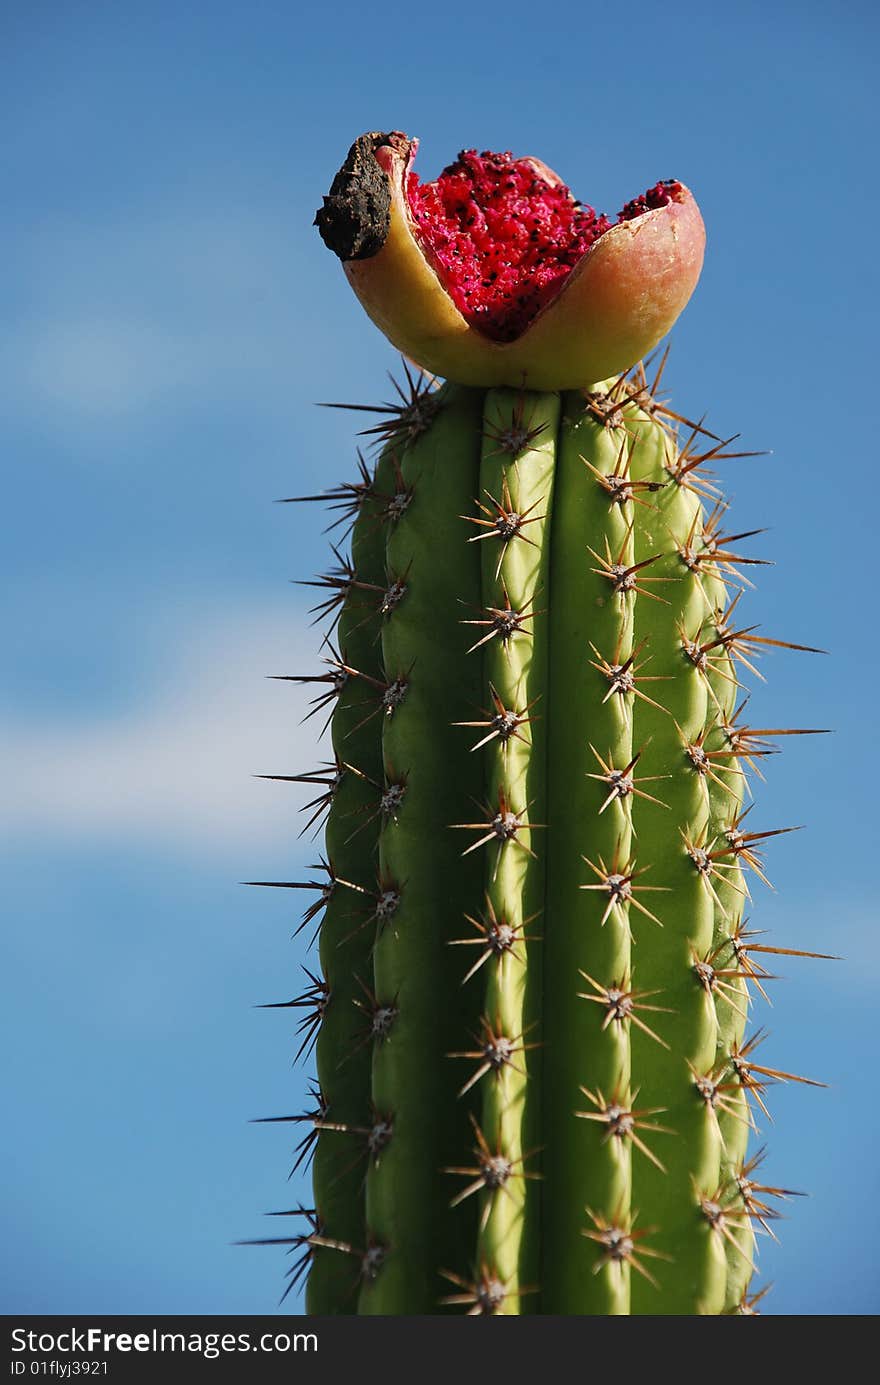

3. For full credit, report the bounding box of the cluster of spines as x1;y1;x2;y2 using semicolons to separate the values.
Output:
241;355;829;1314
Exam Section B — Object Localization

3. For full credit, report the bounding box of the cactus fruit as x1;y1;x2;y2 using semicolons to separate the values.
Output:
250;132;830;1315
314;134;704;390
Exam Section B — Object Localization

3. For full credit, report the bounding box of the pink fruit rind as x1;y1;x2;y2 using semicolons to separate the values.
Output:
315;131;705;390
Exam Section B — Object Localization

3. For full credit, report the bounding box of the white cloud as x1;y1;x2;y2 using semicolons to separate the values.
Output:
12;318;184;417
0;605;333;856
1;212;306;420
7;315;290;418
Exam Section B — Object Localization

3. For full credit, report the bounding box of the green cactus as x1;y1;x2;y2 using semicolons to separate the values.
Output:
247;134;829;1315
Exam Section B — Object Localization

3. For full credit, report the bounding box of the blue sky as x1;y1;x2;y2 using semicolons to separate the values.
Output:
2;0;877;1315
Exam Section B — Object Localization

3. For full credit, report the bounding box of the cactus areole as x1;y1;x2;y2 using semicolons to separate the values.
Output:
315;131;705;388
248;131;824;1316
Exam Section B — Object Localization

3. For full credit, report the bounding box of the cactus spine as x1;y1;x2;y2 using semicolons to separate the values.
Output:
255;358;824;1316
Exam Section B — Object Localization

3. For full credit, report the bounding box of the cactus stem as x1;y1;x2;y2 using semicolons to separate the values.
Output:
577;971;672;1049
283;306;818;1308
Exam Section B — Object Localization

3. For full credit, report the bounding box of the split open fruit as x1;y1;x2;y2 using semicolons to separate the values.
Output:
315;132;705;389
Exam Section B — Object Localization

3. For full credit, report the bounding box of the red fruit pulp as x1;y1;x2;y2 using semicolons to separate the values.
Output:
406;149;678;343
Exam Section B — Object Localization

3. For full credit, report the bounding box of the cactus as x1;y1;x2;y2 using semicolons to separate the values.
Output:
248;133;830;1315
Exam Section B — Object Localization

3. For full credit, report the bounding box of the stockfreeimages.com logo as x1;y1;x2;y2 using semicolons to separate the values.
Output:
11;1327;317;1362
